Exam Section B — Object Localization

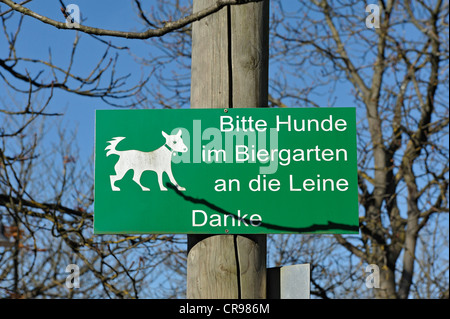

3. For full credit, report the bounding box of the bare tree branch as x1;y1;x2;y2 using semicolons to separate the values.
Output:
0;0;263;39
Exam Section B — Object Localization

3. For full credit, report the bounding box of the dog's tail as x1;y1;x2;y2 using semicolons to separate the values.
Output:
105;137;126;157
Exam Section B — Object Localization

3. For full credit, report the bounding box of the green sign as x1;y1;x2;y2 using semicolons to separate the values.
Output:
94;107;359;235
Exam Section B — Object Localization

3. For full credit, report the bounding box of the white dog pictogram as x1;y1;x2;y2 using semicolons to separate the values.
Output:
106;130;188;191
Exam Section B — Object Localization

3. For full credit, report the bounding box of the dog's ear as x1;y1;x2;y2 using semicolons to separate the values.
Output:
176;129;182;137
162;131;168;138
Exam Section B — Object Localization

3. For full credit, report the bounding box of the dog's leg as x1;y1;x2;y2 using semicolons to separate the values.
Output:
110;175;121;191
157;172;168;191
110;167;128;191
133;170;150;191
110;160;130;191
166;169;185;191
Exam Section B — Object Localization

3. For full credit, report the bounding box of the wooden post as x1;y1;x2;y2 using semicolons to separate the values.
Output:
187;0;269;299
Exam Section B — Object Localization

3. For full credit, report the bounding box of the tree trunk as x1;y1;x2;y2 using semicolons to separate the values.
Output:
187;0;269;299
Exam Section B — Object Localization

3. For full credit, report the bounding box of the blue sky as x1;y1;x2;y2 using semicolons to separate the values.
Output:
1;1;154;159
1;1;359;161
